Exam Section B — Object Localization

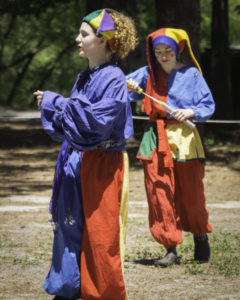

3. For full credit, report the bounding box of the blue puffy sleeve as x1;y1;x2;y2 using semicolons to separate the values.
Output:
192;71;215;122
168;67;215;122
41;65;132;151
126;66;149;102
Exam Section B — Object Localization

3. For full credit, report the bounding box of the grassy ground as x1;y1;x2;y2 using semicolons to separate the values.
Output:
0;119;240;299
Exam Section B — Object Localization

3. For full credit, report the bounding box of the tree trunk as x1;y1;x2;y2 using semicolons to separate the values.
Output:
86;0;128;14
155;0;201;61
210;0;232;119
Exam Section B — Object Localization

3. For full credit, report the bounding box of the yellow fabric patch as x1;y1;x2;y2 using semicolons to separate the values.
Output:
166;28;187;44
89;10;115;40
89;10;104;30
165;28;179;44
165;28;202;74
102;30;115;40
166;123;205;161
119;151;129;300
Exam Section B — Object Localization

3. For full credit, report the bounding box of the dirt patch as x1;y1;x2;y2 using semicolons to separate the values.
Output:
0;119;240;299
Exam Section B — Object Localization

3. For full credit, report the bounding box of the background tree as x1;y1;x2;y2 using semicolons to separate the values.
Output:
155;0;201;62
0;0;239;119
210;0;232;119
201;0;240;119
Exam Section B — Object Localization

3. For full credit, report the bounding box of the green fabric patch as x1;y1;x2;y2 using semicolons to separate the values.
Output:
138;122;158;158
83;9;102;23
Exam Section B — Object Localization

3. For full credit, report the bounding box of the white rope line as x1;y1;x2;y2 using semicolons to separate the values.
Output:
0;116;40;119
0;114;240;123
132;115;240;123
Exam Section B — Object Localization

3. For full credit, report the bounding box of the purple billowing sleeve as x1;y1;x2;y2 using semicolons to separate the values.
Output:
60;75;130;150
40;65;133;151
41;91;69;142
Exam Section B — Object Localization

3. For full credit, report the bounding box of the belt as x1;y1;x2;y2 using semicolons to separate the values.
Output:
67;140;125;153
95;140;125;149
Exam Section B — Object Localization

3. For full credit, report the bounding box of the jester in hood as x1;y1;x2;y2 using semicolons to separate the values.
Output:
127;28;215;267
34;9;137;300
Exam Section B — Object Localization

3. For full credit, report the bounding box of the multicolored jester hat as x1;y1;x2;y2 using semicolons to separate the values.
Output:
82;9;116;49
150;27;202;74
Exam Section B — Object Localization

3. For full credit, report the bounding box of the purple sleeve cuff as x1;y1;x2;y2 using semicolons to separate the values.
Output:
41;91;68;141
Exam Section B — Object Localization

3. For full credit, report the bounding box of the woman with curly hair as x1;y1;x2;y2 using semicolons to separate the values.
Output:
34;8;137;300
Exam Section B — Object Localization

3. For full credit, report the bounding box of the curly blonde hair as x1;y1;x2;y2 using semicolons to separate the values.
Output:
109;11;138;59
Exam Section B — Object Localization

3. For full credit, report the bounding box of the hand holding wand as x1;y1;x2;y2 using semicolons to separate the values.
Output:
127;79;196;130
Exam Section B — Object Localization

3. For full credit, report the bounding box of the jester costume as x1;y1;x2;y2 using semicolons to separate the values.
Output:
127;28;215;262
41;9;131;300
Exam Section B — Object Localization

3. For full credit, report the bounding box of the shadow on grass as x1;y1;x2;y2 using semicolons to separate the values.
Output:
133;258;156;266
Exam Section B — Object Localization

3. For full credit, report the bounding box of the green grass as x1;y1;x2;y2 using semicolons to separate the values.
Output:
1;229;239;276
125;231;240;276
210;232;240;276
0;235;52;266
178;232;240;276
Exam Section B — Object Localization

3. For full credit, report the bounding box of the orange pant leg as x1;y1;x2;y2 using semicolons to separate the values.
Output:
174;160;212;236
80;150;126;300
142;149;183;249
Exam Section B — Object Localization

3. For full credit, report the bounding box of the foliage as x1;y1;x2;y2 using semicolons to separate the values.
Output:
0;0;68;16
0;0;240;108
135;0;156;41
200;0;240;51
229;0;240;45
0;0;87;107
200;0;212;51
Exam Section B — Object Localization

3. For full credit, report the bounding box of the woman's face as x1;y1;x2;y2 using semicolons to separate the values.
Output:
154;43;177;67
75;22;104;59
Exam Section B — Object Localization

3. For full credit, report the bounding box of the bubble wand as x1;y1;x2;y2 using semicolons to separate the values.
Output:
127;80;196;130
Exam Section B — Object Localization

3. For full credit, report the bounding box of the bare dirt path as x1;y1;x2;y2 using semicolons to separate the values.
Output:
0;118;240;300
